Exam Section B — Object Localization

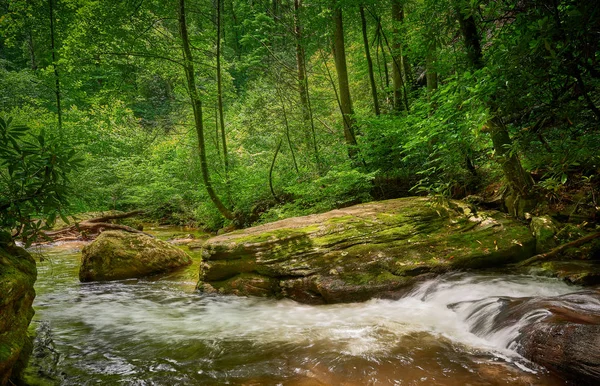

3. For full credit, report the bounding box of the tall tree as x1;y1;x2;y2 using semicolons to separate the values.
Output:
391;0;408;111
294;0;310;124
425;43;437;91
178;0;234;221
216;0;229;177
359;4;380;116
454;1;534;206
331;3;358;157
48;0;62;135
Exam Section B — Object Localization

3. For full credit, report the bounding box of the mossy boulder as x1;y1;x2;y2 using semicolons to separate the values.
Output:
530;215;559;253
79;230;192;282
0;233;37;385
198;197;535;303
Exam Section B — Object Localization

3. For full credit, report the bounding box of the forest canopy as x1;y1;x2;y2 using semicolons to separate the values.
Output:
1;0;598;234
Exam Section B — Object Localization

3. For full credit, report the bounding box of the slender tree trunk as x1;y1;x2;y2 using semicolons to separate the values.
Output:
294;0;321;174
332;5;358;158
304;59;322;175
229;0;241;60
216;0;229;176
48;0;62;135
275;86;299;174
487;117;534;198
294;0;310;124
214;104;221;155
426;43;438;92
455;1;533;201
376;17;390;90
391;0;409;112
269;138;283;203
28;29;37;70
360;5;380;116
455;3;484;70
178;0;233;221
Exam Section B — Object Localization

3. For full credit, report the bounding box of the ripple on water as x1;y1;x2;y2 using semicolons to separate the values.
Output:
27;242;574;385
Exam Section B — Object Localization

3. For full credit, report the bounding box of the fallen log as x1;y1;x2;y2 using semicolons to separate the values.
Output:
516;231;600;267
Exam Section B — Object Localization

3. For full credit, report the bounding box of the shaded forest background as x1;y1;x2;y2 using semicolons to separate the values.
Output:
1;0;599;238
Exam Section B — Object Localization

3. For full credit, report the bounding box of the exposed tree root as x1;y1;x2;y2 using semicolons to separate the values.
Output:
517;231;600;267
40;210;147;242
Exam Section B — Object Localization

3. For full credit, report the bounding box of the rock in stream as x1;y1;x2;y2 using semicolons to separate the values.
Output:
79;230;192;282
198;197;536;303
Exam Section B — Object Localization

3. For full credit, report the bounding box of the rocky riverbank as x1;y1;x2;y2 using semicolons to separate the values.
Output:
198;197;536;303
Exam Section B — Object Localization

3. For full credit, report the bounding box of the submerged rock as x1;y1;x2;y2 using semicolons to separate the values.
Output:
198;197;535;303
0;232;36;385
79;230;192;282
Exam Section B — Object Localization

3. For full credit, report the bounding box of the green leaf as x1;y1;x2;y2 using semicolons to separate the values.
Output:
59;211;70;225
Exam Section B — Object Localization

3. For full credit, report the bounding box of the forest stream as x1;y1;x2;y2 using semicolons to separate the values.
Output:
24;227;588;385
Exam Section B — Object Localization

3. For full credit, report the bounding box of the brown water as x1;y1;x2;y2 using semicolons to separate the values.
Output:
25;229;574;385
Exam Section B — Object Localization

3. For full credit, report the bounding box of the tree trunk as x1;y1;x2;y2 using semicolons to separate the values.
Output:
360;5;380;116
487;117;534;197
269;138;283;204
426;48;438;92
455;2;484;70
375;17;390;90
48;0;62;135
455;1;533;203
178;0;233;221
332;4;358;157
28;29;37;70
216;0;229;176
391;0;409;112
294;0;310;124
294;0;321;174
275;86;299;174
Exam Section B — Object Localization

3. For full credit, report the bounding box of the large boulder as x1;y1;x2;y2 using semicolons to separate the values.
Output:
0;232;36;386
79;230;192;282
198;197;536;303
504;291;600;384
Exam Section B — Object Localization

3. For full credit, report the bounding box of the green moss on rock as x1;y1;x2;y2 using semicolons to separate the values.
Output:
0;233;37;385
198;198;536;303
79;230;192;282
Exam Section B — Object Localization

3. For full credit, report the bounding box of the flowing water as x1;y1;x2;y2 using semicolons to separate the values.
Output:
26;228;583;385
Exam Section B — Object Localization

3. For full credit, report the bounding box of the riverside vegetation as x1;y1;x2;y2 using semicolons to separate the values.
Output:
1;0;600;385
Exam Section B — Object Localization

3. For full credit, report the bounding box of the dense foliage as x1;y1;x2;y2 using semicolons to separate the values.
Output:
1;0;598;233
0;116;79;243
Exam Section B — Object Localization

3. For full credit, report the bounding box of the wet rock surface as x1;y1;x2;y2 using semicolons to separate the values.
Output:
199;197;536;303
508;291;600;385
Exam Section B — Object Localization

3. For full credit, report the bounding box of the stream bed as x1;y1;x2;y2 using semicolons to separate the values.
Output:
25;229;581;385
